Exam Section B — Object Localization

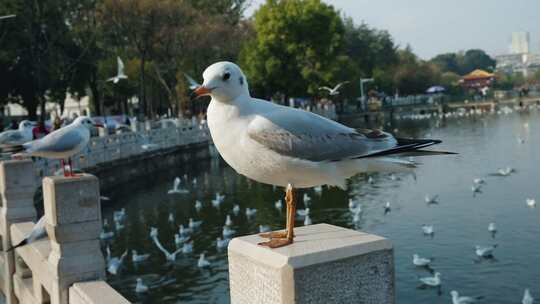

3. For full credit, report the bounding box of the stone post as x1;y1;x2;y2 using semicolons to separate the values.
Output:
0;160;37;304
228;223;395;304
43;175;106;304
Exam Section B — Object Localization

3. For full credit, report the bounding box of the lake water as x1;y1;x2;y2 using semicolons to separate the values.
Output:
103;107;540;303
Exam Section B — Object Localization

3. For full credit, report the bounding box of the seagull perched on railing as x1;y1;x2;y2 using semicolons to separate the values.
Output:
192;61;454;248
107;56;128;84
0;120;35;147
6;116;103;177
318;81;349;96
7;216;46;251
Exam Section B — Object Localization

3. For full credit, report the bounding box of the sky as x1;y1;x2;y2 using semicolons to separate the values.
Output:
244;0;540;59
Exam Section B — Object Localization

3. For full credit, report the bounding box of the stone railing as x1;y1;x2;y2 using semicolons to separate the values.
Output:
228;223;395;304
32;122;210;177
0;160;130;304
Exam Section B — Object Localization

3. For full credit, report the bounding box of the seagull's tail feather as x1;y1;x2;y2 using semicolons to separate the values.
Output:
6;238;27;252
357;138;457;159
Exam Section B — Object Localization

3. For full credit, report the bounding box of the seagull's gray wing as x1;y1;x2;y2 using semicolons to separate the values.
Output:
318;86;333;92
117;56;125;75
247;103;397;162
24;128;84;153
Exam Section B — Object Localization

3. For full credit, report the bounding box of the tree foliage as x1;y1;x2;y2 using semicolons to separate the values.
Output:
431;49;495;75
240;0;351;99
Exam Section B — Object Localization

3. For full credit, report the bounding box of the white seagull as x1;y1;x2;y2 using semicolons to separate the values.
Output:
8;216;46;251
107;247;128;275
523;289;534;304
225;215;233;226
425;194;439;204
450;290;482;304
422;224;434;236
384;201;391;214
303;214;312;226
135;278;149;293
11;116;103;176
526;198;536;208
318;81;349;96
107;56;128;84
0;120;34;146
488;222;497;234
419;272;441;287
412;254;431;267
193;61;453;248
168;177;187;194
151;235;182;262
197;253;211;268
475;244;497;258
132;250;150;263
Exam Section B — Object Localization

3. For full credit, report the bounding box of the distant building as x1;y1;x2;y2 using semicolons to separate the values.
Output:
496;32;540;77
511;32;530;54
460;69;495;90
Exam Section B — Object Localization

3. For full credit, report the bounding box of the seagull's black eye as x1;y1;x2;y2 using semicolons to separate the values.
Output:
222;72;231;81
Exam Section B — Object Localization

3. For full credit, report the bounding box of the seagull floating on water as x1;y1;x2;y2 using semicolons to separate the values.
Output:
245;208;257;218
197;253;211;268
192;61;453;248
425;194;439;204
107;56;128;84
450;290;483;304
107;247;128;275
523;289;534;304
475;244;497;258
174;234;188;246
223;226;236;238
232;204;240;215
216;237;229;250
168;177;188;194
274;200;283;210
182;241;193;254
195;200;203;211
179;225;192;236
413;254;432;267
473;178;485;184
132;250;150;263
488;222;497;236
189;218;202;229
422;225;434;236
384;201;391;214
526;198;536;208
225;215;233;226
135;278;149;293
419;272;441;287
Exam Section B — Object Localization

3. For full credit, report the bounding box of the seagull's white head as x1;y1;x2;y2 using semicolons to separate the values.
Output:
72;116;104;129
19;120;35;131
450;290;458;297
194;61;249;102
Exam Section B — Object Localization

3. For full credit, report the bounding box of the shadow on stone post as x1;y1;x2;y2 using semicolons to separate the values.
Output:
0;160;38;304
43;174;106;304
228;223;395;304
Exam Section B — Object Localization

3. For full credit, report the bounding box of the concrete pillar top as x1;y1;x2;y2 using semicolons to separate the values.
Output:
228;223;392;269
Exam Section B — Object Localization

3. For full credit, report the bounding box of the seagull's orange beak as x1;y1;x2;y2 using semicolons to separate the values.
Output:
192;86;211;99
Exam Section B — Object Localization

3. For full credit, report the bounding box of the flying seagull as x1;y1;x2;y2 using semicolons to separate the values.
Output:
0;15;16;20
319;81;349;96
192;61;454;248
184;73;200;90
107;56;128;84
6;117;103;177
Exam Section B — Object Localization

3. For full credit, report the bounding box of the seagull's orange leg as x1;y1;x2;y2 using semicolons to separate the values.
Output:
259;185;295;248
259;190;291;239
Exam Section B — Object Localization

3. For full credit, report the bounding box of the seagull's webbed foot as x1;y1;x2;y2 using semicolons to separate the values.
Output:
259;231;294;239
258;238;293;248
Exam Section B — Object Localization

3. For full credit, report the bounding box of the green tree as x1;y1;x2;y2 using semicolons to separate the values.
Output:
461;49;495;74
240;0;351;99
430;53;461;74
0;0;90;119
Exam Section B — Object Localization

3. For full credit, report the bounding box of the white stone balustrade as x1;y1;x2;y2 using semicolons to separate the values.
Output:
228;223;395;304
0;160;130;304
